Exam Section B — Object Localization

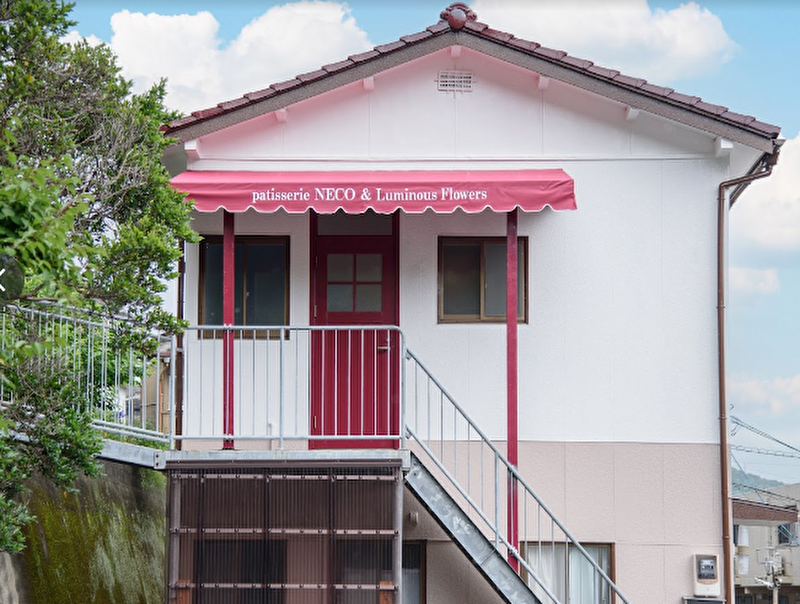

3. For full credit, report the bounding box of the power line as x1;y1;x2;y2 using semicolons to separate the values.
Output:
731;444;800;460
732;483;800;506
731;416;800;456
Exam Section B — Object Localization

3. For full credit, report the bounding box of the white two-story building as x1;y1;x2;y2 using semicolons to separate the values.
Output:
158;4;782;603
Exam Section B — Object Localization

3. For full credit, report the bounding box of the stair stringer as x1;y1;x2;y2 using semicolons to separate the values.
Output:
405;453;542;604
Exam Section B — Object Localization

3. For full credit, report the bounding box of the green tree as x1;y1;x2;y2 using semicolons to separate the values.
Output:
0;0;197;552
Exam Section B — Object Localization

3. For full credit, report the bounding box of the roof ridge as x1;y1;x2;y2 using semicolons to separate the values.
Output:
164;3;779;141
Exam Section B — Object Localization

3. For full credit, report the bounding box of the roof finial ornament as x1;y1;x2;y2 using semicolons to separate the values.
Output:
441;3;477;30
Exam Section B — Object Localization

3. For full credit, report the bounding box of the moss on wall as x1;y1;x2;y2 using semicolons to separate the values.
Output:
20;460;166;604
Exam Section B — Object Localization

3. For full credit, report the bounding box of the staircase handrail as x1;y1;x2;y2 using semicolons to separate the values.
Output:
406;425;562;604
405;347;630;604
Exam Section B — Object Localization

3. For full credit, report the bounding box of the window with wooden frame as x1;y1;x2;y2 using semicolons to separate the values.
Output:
198;236;289;331
438;237;527;323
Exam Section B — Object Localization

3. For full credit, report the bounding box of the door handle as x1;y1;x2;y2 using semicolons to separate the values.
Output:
377;345;390;352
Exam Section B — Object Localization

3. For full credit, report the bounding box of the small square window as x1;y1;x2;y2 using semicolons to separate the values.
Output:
438;237;527;323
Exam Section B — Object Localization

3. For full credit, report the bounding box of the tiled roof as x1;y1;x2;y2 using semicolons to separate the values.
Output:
164;3;780;146
732;498;797;524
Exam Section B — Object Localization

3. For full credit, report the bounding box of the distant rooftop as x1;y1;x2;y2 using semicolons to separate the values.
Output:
733;498;797;525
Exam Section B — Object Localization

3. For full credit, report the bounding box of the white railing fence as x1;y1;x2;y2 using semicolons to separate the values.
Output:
0;302;173;445
179;325;404;447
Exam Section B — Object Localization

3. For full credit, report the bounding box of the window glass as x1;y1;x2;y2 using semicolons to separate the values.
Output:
484;242;506;317
234;244;244;325
484;242;525;318
328;284;353;312
203;243;223;324
247;243;287;325
356;284;382;312
326;253;384;314
441;242;481;316
439;237;527;322
403;543;422;604
778;523;795;545
317;209;393;236
356;254;382;282
200;237;289;328
524;543;610;604
328;254;354;282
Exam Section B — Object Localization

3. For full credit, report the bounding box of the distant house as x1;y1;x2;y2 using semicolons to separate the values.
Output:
160;3;782;603
734;491;800;603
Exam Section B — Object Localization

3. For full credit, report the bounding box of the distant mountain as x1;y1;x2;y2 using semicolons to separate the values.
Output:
732;467;785;496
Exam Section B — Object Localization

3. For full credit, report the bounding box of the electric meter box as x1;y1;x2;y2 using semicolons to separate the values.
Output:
694;554;721;597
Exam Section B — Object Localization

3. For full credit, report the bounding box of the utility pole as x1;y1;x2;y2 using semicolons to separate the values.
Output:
756;547;782;604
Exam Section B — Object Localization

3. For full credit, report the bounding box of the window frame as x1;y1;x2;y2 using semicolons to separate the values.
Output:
778;522;795;545
402;541;426;604
437;236;528;324
521;541;614;604
198;235;290;338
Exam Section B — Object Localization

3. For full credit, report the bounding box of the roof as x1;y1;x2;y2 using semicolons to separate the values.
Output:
733;498;798;526
163;2;780;153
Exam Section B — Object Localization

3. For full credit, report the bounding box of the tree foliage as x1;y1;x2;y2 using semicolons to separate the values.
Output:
0;0;197;552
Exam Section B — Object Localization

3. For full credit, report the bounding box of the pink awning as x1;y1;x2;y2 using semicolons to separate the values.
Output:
171;169;576;214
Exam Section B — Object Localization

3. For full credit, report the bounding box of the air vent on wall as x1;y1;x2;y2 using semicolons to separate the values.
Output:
437;70;474;92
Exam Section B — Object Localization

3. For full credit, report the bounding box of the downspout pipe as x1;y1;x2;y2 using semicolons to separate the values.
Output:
175;240;185;450
717;147;780;602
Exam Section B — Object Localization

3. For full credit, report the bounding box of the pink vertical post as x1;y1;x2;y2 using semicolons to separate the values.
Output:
506;209;519;570
222;211;235;449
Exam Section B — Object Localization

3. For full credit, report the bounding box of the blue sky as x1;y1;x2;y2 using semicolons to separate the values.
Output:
69;0;800;482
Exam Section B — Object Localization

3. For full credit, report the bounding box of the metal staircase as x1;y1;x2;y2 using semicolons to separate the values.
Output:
404;349;630;604
406;452;540;604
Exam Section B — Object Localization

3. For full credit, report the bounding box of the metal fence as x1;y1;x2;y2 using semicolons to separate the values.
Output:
0;302;173;445
179;325;404;448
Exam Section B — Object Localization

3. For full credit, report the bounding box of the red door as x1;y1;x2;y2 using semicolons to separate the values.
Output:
310;212;399;449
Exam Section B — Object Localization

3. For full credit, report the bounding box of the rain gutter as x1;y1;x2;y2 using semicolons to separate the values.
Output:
716;145;780;602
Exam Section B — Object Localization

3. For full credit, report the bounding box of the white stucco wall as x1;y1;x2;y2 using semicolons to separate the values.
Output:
183;47;740;446
189;47;745;169
398;156;725;445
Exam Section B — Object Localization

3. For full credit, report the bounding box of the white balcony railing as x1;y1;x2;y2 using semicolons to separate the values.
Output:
179;325;404;448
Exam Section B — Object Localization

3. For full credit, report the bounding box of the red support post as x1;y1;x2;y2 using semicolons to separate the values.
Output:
506;209;519;570
222;211;235;449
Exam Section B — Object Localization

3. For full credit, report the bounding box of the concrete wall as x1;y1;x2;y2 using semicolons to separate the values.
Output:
0;460;166;604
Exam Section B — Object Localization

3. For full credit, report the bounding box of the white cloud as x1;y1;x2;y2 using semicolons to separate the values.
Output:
471;0;736;82
731;133;800;253
730;375;800;417
729;267;780;295
61;30;104;47
101;0;738;115
730;376;800;476
108;2;372;114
